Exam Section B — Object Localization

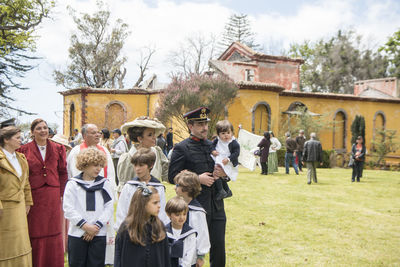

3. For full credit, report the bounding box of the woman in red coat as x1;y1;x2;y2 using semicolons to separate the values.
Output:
18;119;67;267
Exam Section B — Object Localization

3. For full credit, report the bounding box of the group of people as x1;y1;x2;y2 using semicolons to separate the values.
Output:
0;106;238;267
257;129;367;184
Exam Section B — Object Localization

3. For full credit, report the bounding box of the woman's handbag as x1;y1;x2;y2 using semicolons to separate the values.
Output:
254;149;261;156
348;156;354;167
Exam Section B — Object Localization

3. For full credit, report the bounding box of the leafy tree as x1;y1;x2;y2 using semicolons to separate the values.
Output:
0;0;53;115
371;128;399;165
279;106;332;139
168;33;217;77
379;29;400;78
219;13;258;52
350;115;365;145
289;30;388;93
155;74;238;139
53;1;129;89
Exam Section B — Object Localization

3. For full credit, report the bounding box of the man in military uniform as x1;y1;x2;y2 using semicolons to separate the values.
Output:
168;107;228;267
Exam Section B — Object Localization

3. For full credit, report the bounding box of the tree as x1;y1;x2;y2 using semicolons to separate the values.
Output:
279;106;332;138
53;1;129;89
133;46;156;88
350;115;365;145
371;128;399;165
155;74;238;139
379;29;400;78
0;0;53;115
289;30;388;93
168;33;217;77
219;13;258;52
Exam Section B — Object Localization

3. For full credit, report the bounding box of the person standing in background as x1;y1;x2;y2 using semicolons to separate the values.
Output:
351;136;366;182
110;129;128;186
156;133;167;156
302;132;323;184
257;132;271;175
268;132;281;174
295;130;306;172
285;132;299;175
166;128;174;155
100;128;113;152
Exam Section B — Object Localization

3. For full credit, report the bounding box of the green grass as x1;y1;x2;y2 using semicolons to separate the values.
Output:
65;167;400;266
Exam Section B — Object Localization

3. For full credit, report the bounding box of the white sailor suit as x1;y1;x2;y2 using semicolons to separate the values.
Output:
115;176;168;231
166;222;197;267
187;199;210;260
63;174;114;267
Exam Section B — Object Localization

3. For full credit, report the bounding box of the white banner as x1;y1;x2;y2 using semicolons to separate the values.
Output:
237;128;263;171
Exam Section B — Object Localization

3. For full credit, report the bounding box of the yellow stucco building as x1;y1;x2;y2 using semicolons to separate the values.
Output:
60;42;400;165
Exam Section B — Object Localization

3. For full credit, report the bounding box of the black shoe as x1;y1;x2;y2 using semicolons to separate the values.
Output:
352;179;355;182
307;182;311;185
356;178;360;182
215;189;228;200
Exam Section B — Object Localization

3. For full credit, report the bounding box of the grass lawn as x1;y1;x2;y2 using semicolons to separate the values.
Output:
65;166;400;266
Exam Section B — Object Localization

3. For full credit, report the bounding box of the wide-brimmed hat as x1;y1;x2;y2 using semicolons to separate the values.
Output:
121;116;166;137
50;134;72;150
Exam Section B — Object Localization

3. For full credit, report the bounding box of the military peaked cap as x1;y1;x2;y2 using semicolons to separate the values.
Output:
183;107;211;122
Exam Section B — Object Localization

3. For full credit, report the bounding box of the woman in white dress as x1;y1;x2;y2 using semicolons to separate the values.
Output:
268;131;281;174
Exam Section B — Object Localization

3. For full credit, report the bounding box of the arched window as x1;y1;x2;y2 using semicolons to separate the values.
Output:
333;109;347;152
373;111;386;135
105;101;127;130
69;103;75;137
251;101;271;135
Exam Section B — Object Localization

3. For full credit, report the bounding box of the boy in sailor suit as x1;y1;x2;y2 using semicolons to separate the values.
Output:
115;147;168;231
165;196;197;267
63;148;114;267
174;171;210;267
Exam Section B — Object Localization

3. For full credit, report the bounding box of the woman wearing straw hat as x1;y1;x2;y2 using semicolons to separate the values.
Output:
116;116;169;192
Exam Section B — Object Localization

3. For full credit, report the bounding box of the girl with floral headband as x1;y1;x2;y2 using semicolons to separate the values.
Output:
114;185;171;267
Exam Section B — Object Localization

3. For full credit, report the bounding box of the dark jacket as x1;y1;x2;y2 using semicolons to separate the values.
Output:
114;223;171;267
168;136;224;213
257;138;271;163
303;139;322;162
166;132;173;149
351;143;366;161
211;138;240;167
296;136;306;152
285;138;297;153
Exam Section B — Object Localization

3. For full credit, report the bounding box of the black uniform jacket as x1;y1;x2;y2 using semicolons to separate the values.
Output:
168;136;224;213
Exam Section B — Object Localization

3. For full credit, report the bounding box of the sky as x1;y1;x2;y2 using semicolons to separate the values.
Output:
10;0;400;133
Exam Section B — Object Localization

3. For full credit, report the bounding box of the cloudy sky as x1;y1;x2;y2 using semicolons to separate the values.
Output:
11;0;400;132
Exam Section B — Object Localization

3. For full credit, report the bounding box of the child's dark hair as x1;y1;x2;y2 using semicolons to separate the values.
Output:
131;147;156;168
173;170;202;198
165;196;188;215
76;148;107;171
123;186;166;246
215;120;234;135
